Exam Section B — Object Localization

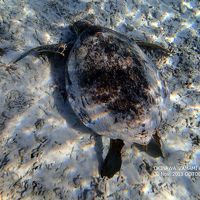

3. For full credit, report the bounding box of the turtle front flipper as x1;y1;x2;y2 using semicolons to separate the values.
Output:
101;139;124;178
12;42;72;64
135;40;171;55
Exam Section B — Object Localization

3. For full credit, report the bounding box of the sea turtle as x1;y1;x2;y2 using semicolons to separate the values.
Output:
12;20;171;178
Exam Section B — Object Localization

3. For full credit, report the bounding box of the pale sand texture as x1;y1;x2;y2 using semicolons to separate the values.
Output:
0;0;199;199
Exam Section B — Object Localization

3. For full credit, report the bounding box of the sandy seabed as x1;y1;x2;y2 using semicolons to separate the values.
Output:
0;0;199;199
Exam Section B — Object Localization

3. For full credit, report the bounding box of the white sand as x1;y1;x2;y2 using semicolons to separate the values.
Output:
0;0;199;199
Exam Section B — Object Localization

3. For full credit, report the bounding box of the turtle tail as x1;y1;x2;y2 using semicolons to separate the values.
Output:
101;139;124;178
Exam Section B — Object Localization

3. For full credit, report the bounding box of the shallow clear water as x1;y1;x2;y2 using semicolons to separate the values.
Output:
0;0;199;199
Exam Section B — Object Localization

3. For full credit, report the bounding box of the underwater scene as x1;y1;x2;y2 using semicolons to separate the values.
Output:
0;0;199;199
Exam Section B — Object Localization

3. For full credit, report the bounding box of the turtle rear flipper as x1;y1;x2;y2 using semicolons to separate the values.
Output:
101;139;124;178
134;131;165;158
150;131;166;158
12;42;71;64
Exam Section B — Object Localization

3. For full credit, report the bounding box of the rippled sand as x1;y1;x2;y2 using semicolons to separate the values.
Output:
0;0;199;199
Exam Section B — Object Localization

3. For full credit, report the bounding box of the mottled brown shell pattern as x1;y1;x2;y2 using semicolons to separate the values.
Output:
67;28;169;145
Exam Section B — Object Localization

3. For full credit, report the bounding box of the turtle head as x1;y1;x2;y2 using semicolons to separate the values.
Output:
72;20;92;35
